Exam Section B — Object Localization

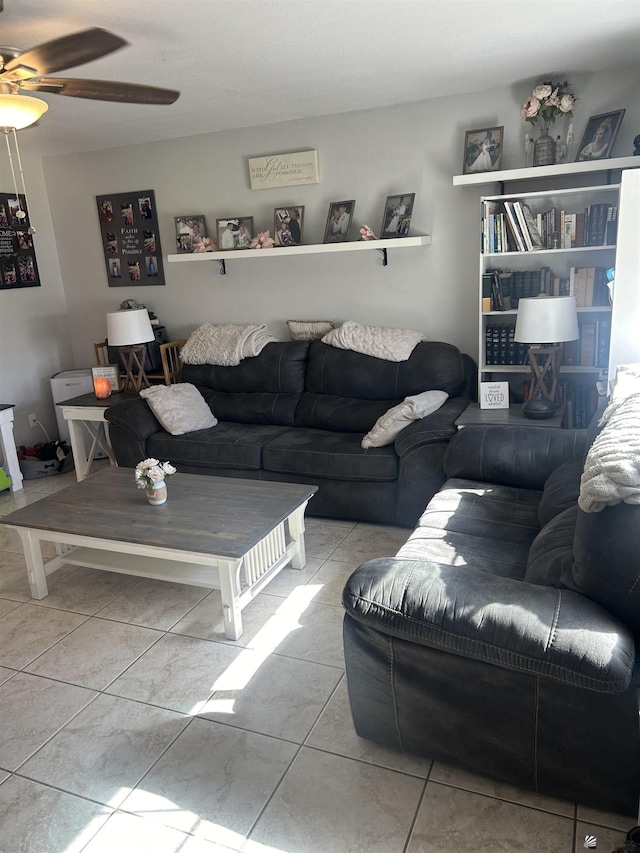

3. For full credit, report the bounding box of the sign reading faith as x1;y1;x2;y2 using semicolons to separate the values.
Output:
248;150;319;190
480;381;509;410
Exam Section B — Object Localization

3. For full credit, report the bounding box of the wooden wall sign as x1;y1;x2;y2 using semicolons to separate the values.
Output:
96;189;165;286
248;150;319;190
0;192;39;290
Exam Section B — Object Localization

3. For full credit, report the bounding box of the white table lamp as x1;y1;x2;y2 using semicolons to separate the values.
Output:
106;308;155;394
514;296;579;419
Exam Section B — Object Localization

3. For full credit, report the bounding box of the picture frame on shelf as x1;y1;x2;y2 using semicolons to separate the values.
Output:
216;217;255;250
273;206;304;246
575;110;625;162
174;215;208;253
380;193;415;238
463;126;504;175
323;200;355;243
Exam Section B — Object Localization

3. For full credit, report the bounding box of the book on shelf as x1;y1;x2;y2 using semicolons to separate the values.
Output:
579;322;597;367
513;202;543;251
503;201;527;252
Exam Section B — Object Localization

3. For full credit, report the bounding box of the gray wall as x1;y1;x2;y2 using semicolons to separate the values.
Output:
2;65;638;447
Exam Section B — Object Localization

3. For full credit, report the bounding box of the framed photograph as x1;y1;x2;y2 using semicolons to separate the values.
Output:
216;217;255;250
462;126;504;175
273;206;304;246
575;110;625;162
380;194;415;238
323;200;355;244
174;215;208;253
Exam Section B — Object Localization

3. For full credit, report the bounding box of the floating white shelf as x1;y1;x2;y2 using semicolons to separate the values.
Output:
453;156;639;187
167;234;431;273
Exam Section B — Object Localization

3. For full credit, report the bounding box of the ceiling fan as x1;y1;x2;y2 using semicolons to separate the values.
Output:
0;25;179;129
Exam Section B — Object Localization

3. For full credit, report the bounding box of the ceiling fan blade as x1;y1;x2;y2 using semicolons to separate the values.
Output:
2;28;127;80
22;77;180;105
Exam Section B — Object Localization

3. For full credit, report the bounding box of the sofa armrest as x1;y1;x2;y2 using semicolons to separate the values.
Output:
444;424;588;490
394;397;469;456
343;557;635;693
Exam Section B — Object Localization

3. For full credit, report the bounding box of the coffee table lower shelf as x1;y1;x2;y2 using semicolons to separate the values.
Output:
15;510;307;641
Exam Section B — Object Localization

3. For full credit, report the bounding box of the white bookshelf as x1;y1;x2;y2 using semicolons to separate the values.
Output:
453;156;639;187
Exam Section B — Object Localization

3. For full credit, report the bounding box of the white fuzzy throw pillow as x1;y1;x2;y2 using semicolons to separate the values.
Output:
140;383;217;435
361;390;448;448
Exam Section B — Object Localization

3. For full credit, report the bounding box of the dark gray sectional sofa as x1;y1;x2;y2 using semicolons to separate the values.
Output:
105;339;475;526
343;419;640;816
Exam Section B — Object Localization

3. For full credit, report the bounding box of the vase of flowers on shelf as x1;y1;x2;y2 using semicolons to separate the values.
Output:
135;458;176;505
522;81;576;167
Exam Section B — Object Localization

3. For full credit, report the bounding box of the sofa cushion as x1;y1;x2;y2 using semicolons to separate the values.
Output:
263;427;398;482
203;390;301;427
396;478;542;578
139;383;217;435
147;423;293;471
305;340;466;400
294;392;397;433
525;506;578;586
182;340;310;394
537;461;582;527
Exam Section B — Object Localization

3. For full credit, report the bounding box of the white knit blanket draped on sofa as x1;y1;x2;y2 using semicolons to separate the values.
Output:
322;321;425;361
181;323;278;366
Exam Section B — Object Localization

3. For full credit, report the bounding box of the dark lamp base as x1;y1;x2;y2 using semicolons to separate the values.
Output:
522;398;557;419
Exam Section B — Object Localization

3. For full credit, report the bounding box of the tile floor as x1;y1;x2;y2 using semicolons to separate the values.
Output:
0;470;635;852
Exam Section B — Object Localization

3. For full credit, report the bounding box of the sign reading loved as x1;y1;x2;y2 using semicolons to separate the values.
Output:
248;150;319;190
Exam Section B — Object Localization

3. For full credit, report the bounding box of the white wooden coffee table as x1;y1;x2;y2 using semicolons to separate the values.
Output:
2;468;317;640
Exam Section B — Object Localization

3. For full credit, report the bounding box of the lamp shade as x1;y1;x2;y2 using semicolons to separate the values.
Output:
0;93;48;130
106;308;154;346
514;296;579;344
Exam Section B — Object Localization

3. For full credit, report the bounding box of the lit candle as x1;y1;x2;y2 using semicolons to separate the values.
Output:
93;377;112;399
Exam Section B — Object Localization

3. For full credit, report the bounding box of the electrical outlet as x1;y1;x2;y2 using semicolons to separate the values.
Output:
28;413;37;428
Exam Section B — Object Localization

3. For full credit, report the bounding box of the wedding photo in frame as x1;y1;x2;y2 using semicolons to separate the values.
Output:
323;200;355;243
273;206;304;246
174;215;208;252
216;217;255;250
576;109;625;161
462;126;504;175
380;194;415;237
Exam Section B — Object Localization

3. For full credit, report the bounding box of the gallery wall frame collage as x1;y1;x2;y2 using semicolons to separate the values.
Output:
0;192;39;290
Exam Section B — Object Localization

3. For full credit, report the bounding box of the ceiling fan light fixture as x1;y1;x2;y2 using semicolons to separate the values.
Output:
0;92;47;130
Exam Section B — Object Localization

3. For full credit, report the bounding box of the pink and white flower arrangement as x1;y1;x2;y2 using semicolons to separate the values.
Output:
135;458;176;489
250;230;275;249
522;81;576;126
192;237;217;253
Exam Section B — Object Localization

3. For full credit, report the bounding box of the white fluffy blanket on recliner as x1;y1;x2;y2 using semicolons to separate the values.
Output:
579;367;640;512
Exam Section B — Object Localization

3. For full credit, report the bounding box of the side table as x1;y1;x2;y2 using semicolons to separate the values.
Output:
58;391;128;481
456;403;563;429
0;404;23;491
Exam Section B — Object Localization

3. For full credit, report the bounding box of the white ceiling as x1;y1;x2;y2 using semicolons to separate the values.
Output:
2;0;639;157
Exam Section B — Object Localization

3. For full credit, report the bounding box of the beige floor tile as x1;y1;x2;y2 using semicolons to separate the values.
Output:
0;525;24;552
577;803;635;830
82;810;239;852
0;666;15;687
306;678;432;776
0;597;21;617
25;617;162;690
121;717;297;849
0;603;87;668
247;746;424;853
0;672;96;770
31;566;139;614
0;774;112;853
407;782;574;853
19;693;189;808
306;558;360;605
431;760;575;816
106;632;241;714
0;557;31;601
330;523;413;562
200;652;342;742
274;598;345;667
303;522;351;559
170;589;284;647
0;549;22;568
575;822;629;853
96;577;211;630
0;770;7;783
306;517;356;530
258;555;323;597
